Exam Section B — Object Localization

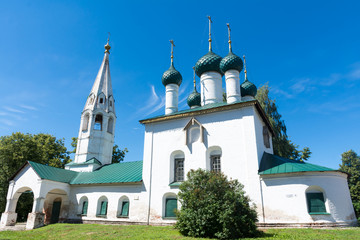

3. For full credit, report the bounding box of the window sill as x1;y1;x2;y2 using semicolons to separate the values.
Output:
309;212;331;215
117;216;129;218
163;217;177;220
169;182;182;187
96;215;107;218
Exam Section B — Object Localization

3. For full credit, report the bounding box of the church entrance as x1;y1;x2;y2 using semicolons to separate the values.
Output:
50;200;61;224
15;190;34;223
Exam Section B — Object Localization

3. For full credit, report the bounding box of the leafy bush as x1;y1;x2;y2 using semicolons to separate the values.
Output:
175;169;259;239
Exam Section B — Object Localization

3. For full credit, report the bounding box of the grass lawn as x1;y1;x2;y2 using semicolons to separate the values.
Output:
0;224;359;240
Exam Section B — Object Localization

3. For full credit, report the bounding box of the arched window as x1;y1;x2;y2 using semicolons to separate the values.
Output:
94;114;103;130
118;196;130;218
107;117;114;134
79;196;88;216
163;194;178;218
97;196;108;217
211;155;221;172
175;158;184;182
208;146;222;173
263;126;270;148
306;186;327;214
170;151;185;183
82;114;90;131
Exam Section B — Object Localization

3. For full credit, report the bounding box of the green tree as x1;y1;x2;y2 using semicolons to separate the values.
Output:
175;169;259;239
0;132;71;216
112;145;128;164
339;150;360;222
70;138;128;164
256;83;311;161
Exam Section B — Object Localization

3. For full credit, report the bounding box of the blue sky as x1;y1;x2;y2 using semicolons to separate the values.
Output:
0;0;359;169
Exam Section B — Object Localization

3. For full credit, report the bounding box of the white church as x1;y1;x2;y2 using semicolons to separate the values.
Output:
1;21;357;230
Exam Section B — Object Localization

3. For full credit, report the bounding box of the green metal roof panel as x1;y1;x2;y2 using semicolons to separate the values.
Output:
28;161;142;184
85;157;102;165
70;161;143;184
28;161;78;183
259;152;335;175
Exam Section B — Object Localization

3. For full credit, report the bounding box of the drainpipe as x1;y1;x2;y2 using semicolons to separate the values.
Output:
147;127;154;225
259;175;265;223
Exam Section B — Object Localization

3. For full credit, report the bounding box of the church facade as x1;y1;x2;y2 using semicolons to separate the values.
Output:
0;24;357;229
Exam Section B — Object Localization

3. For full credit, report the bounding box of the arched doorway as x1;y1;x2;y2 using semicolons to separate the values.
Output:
43;189;69;225
15;190;34;223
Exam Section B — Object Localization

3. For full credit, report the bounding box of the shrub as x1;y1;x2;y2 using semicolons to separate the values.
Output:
175;169;259;239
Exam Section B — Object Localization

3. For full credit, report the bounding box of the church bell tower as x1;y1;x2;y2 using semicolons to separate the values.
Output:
68;40;116;172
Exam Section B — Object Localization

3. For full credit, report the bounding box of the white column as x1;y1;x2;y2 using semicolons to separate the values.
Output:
165;84;179;115
200;71;222;106
225;70;241;104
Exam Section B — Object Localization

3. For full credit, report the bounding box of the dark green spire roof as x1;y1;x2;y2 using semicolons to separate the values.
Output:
187;89;201;108
162;62;182;86
241;78;257;97
195;51;223;77
220;51;243;73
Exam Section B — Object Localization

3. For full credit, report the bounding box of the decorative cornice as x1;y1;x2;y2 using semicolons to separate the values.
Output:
139;100;274;136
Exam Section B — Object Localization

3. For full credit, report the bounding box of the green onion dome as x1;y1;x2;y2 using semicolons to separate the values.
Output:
195;51;223;77
220;52;243;74
162;63;183;86
187;89;201;108
241;78;257;97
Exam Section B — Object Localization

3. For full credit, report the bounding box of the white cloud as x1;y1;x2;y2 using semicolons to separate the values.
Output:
134;85;166;117
3;107;25;114
271;87;294;99
18;104;38;111
0;119;15;126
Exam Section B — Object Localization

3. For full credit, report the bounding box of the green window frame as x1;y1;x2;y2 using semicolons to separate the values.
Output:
99;201;108;216
81;201;88;215
119;201;129;217
165;198;177;218
306;192;327;214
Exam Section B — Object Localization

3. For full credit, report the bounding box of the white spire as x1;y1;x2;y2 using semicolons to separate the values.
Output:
69;41;117;171
84;43;115;115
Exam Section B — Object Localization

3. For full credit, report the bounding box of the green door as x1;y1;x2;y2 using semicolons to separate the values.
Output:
165;198;177;217
50;201;61;224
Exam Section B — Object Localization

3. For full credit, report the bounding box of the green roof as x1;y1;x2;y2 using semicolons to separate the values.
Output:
65;157;102;166
195;51;223;77
71;161;142;184
220;51;243;73
29;161;78;183
27;161;142;184
259;152;335;175
162;63;182;86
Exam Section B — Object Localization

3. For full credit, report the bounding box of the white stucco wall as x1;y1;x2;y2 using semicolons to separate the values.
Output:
67;183;148;223
260;172;357;225
142;105;270;224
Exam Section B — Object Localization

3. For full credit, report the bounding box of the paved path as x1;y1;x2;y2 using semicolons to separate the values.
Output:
0;222;26;231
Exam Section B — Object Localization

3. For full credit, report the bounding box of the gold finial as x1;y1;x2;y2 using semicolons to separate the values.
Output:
170;40;175;65
105;32;111;53
243;55;247;80
227;23;232;52
192;66;196;90
208;16;212;51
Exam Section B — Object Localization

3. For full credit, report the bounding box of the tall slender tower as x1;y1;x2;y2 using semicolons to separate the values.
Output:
68;40;116;172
